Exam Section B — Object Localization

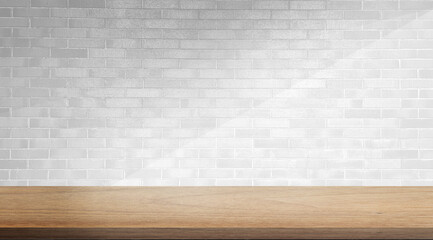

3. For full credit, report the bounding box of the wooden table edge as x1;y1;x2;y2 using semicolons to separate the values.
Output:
1;187;433;239
1;227;433;239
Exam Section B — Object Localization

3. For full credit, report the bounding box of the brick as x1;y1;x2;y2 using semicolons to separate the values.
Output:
50;8;87;18
0;160;27;169
328;1;361;10
107;0;141;8
180;0;216;9
345;109;381;118
49;170;86;179
88;129;124;138
143;0;178;8
69;19;105;28
217;158;252;168
345;11;381;21
272;10;307;19
106;98;142;107
0;139;28;148
0;0;29;7
106;39;141;48
10;170;48;179
88;170;123;179
402;160;433;169
253;0;288;9
125;169;161;179
217;0;251;9
50;129;87;138
181;119;216;128
69;0;105;8
51;48;88;58
13;47;49;57
199;168;234;178
31;39;67;48
401;119;433;128
127;128;161;138
290;1;325;10
13;68;49;77
0;170;9;179
254;139;288;148
31;18;67;27
29;160;66;169
383;150;418;159
67;138;105;148
400;1;433;10
344;31;380;39
31;0;67;7
50;149;86;159
90;49;125;58
0;9;12;18
0;118;28;128
13;7;49;17
162;9;198;19
68;119;105;128
12;88;49;97
363;1;399;10
11;129;49;138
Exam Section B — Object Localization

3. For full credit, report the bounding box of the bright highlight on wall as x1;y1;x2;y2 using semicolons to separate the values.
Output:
1;0;433;186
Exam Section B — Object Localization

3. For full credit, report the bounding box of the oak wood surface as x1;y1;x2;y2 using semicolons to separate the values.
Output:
0;187;432;239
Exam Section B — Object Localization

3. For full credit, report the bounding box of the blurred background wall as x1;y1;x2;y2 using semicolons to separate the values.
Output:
1;0;433;186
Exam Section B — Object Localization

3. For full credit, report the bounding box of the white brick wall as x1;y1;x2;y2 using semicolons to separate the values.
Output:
1;0;433;186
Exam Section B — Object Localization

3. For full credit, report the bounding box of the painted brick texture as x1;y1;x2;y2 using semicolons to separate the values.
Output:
1;0;433;186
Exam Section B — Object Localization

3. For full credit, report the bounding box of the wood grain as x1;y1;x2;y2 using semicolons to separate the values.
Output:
0;187;432;239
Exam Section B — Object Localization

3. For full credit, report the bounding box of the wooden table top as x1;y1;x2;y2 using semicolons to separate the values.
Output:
0;187;432;239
